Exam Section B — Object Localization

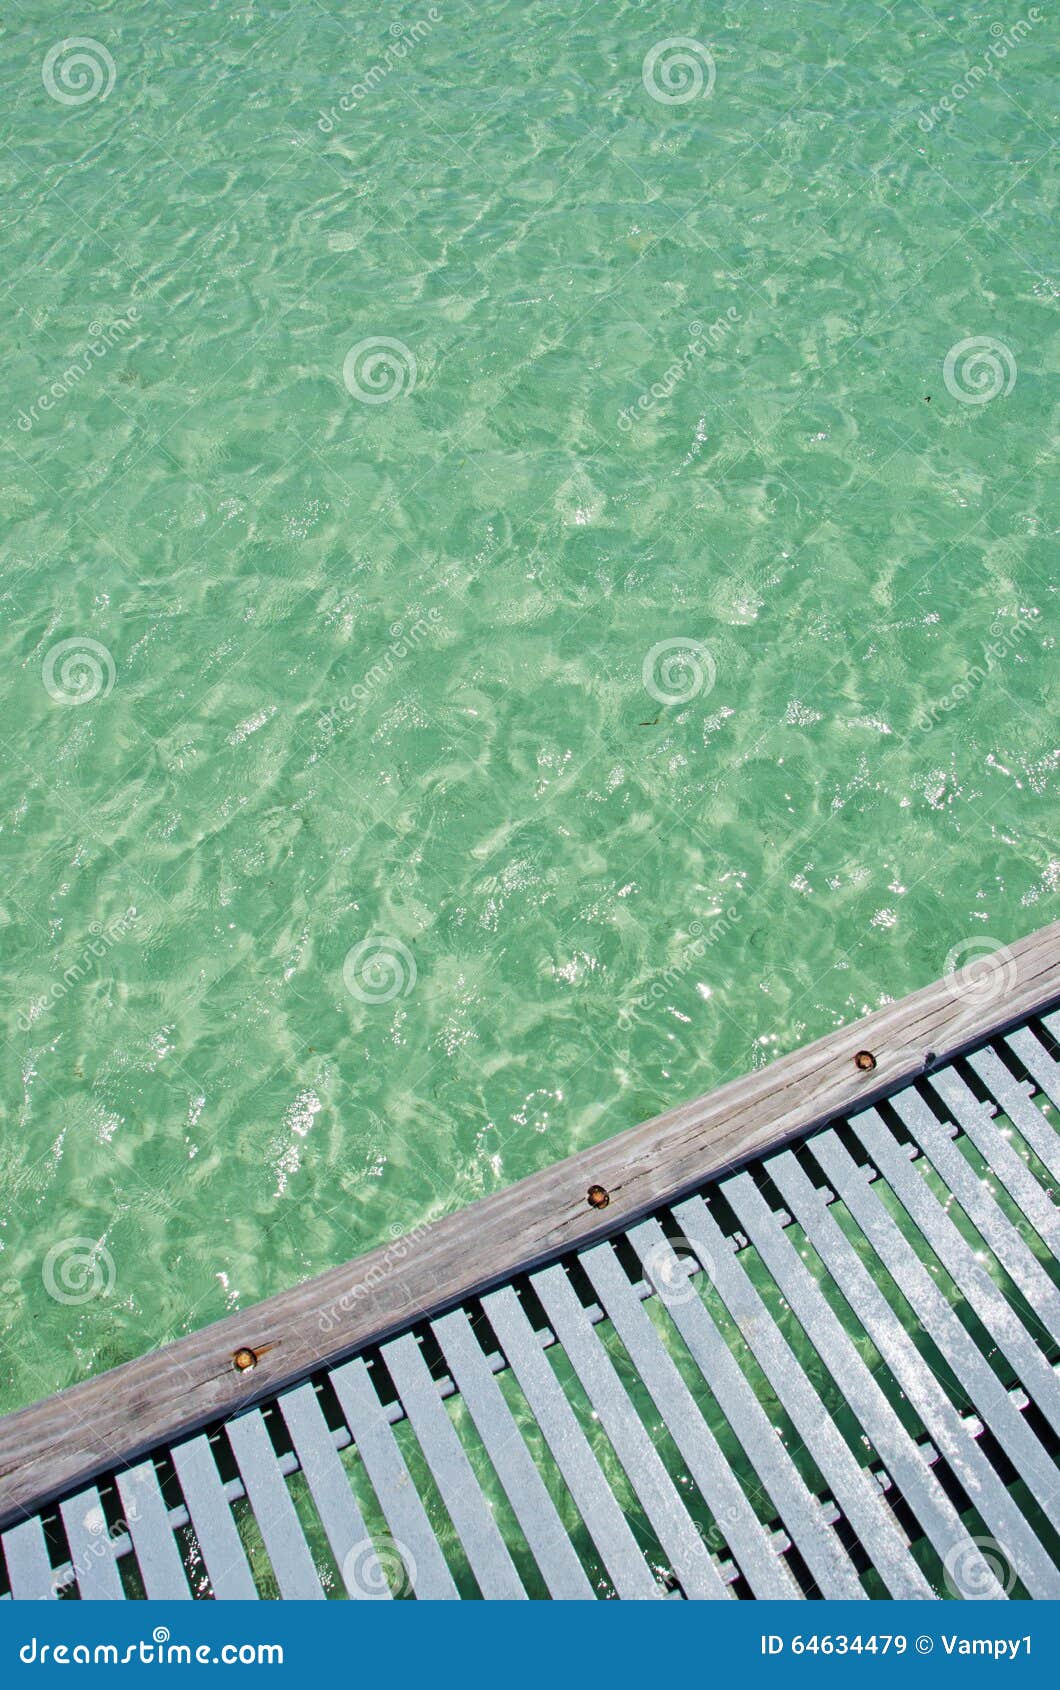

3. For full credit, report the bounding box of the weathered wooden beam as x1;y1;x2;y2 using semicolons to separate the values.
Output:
0;920;1057;1528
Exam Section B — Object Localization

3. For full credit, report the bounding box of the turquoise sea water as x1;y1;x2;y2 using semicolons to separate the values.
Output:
0;1;1056;1415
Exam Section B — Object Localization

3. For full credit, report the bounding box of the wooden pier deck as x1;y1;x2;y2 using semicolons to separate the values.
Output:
1;921;1058;1598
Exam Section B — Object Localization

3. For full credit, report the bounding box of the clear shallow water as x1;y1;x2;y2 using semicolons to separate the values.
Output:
0;0;1056;1413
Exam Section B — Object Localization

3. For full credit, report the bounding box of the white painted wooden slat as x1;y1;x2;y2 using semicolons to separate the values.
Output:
115;1462;191;1599
2;1517;58;1600
432;1309;593;1598
60;1488;125;1600
170;1435;258;1600
279;1384;382;1599
329;1357;458;1599
226;1412;324;1600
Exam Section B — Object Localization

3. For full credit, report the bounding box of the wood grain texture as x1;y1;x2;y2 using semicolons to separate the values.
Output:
1;920;1057;1528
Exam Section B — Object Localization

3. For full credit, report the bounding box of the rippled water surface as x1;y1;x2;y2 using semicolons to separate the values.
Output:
0;0;1056;1411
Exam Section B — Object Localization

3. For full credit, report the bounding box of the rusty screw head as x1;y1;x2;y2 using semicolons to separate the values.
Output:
232;1347;257;1373
587;1184;610;1210
854;1050;877;1073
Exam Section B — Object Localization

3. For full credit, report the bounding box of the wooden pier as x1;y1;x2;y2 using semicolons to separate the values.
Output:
1;921;1058;1598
